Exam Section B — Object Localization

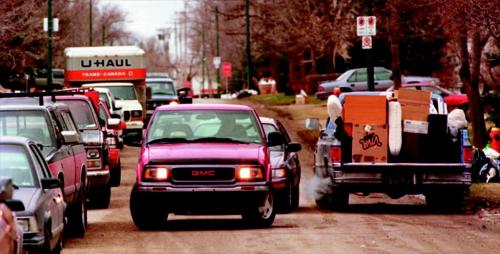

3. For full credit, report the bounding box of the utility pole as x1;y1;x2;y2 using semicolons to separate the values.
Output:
47;0;53;91
89;0;93;46
201;21;206;96
245;0;253;90
215;5;221;93
365;0;374;91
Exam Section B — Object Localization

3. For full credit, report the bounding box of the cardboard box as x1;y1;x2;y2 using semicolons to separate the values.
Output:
352;123;388;163
396;89;432;121
295;95;307;105
343;95;387;124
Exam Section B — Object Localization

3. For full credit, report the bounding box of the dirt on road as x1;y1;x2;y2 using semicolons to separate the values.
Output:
64;99;500;254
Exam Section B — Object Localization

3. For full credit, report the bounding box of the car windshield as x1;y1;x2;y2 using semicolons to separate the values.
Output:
262;123;284;152
0;144;36;187
147;110;263;144
0;110;56;147
147;81;176;96
60;100;97;130
102;86;137;100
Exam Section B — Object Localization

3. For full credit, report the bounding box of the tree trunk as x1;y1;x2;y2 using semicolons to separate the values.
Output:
310;49;317;75
458;29;488;149
390;5;401;89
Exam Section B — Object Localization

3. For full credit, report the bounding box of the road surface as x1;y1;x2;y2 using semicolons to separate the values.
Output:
64;99;499;253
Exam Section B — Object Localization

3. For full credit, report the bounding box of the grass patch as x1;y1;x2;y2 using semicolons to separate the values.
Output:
469;183;500;204
249;93;326;106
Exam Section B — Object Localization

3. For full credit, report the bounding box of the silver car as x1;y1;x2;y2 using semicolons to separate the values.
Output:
316;67;439;99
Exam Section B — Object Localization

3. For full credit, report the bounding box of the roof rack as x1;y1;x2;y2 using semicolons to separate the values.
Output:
0;90;86;106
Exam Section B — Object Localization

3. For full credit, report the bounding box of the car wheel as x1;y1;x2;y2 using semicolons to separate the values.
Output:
110;161;122;187
316;189;349;211
278;183;293;213
130;184;167;230
67;190;87;237
291;185;300;210
90;185;111;209
242;190;276;228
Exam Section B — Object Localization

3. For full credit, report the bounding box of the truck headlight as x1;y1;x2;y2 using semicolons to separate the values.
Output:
143;167;170;181
238;166;264;181
17;216;39;233
86;148;101;159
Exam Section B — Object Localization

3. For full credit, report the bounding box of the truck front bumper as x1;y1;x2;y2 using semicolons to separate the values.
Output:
137;183;270;213
87;166;110;187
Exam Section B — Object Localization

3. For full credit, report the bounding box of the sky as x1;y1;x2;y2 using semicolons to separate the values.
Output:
100;0;188;40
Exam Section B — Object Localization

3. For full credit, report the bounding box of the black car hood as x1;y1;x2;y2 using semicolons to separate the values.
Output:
12;188;38;212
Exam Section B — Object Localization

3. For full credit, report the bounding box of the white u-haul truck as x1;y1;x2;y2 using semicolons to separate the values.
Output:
64;46;146;143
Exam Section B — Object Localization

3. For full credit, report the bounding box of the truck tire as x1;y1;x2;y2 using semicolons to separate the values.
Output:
291;185;300;210
110;161;122;187
242;191;276;228
315;189;349;211
130;184;167;230
425;189;465;213
277;183;294;213
67;190;87;237
90;185;111;209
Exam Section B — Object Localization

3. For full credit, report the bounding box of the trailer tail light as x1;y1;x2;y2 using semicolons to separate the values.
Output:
330;146;342;163
318;85;324;92
463;147;473;164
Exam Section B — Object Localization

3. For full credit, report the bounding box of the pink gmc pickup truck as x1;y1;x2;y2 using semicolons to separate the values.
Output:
129;104;286;229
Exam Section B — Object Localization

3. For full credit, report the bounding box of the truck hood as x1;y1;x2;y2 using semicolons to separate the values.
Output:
146;143;266;165
80;129;103;146
12;188;38;212
115;100;142;110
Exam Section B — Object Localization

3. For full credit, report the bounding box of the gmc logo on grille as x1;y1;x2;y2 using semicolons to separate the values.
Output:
191;170;216;176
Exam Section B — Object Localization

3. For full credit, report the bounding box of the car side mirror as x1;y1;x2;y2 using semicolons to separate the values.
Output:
41;178;62;190
124;133;142;147
107;118;121;130
61;130;80;144
267;131;286;147
287;142;302;152
5;199;25;211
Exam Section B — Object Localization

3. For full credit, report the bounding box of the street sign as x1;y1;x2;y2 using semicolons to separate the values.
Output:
362;36;372;49
43;18;59;32
213;56;221;68
356;17;366;36
367;16;376;36
356;16;376;36
222;62;232;78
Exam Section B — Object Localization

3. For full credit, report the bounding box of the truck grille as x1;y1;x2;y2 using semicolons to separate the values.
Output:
171;167;235;183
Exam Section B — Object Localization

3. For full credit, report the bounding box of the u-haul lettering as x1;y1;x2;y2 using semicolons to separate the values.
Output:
80;59;132;68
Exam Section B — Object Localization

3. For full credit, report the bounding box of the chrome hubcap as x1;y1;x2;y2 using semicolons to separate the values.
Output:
258;192;273;219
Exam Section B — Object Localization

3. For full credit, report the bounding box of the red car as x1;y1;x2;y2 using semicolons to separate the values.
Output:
129;104;287;229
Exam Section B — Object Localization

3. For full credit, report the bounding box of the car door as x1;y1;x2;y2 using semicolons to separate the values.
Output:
30;144;64;240
346;70;370;91
374;68;394;90
276;121;301;187
60;110;86;192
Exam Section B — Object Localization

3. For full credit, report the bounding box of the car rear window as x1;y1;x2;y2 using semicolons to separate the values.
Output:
0;144;36;187
147;81;176;96
60;100;97;130
0;110;56;147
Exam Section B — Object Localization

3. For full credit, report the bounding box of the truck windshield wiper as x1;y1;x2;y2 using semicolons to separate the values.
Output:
147;137;190;145
192;137;248;144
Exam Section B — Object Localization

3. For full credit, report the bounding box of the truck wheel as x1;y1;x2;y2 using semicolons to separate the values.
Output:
316;189;349;211
90;185;111;209
67;191;87;237
242;191;276;228
130;184;167;230
110;161;122;187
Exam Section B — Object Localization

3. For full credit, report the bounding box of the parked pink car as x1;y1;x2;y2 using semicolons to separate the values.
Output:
129;104;286;229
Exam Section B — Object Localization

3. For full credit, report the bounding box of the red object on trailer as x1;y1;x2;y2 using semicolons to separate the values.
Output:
491;128;500;153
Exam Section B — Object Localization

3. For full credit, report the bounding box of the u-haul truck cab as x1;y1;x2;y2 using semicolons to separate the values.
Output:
64;46;146;143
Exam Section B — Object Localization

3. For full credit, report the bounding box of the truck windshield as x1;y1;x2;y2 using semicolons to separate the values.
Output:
0;110;56;147
147;110;263;144
0;144;36;187
147;81;176;96
102;86;137;100
60;100;98;130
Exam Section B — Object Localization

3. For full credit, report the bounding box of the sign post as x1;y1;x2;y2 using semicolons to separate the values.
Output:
356;14;376;91
222;62;232;94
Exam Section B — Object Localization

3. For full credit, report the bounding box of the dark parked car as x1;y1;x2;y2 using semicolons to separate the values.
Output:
0;137;65;253
130;104;286;229
260;117;302;212
0;93;87;236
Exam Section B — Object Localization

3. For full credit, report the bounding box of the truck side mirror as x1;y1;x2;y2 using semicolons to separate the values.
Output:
61;130;80;144
107;118;121;130
287;142;302;152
